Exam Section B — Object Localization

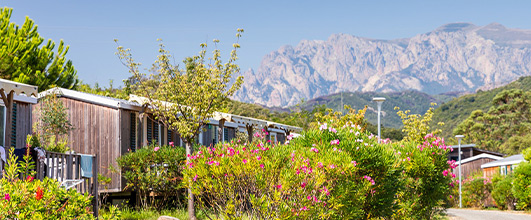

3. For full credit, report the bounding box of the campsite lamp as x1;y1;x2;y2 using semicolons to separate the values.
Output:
455;134;464;208
372;97;386;143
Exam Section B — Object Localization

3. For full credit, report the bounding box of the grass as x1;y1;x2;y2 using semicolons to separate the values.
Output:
102;207;213;220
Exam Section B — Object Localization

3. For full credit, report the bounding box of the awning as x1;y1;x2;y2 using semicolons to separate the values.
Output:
0;78;38;97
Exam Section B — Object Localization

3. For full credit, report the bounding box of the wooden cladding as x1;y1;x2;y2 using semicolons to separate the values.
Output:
51;98;122;193
12;102;32;148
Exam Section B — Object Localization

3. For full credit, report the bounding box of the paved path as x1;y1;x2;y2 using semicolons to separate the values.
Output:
447;208;531;220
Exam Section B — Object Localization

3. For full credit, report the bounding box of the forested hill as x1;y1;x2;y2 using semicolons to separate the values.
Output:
432;76;531;142
300;90;458;129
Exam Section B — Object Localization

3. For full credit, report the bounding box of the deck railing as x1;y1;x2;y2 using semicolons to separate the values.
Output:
1;150;99;217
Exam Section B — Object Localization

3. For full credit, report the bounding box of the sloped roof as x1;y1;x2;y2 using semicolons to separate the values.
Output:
455;153;503;165
481;154;526;168
39;88;142;110
130;95;303;133
448;144;505;157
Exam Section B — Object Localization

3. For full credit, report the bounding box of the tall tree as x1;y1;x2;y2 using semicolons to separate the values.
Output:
0;7;78;91
116;29;244;220
454;89;531;154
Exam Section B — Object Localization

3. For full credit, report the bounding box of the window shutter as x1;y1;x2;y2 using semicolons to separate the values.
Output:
167;129;172;145
147;117;152;145
10;102;16;147
153;120;159;145
130;112;136;152
223;127;229;142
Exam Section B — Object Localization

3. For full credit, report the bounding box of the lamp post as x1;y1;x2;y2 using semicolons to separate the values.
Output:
372;97;386;143
455;134;464;208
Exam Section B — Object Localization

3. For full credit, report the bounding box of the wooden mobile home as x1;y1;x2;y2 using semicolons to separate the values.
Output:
36;89;303;194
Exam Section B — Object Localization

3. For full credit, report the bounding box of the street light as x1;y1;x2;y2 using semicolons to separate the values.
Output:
455;134;464;208
372;97;386;143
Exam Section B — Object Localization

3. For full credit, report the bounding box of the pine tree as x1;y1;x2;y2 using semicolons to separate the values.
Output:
0;7;78;91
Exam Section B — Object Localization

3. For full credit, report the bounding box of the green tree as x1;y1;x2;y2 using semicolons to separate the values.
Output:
454;89;531;154
34;91;73;153
116;29;244;220
0;7;78;91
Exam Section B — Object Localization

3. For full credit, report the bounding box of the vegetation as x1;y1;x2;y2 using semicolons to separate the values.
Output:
0;7;78;91
182;106;453;219
300;90;452;129
0;148;94;219
117;144;186;209
433;76;531;143
454;89;531;154
33;92;73;153
116;29;244;220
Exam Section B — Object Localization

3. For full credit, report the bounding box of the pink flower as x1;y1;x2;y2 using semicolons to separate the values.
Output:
317;162;324;168
442;170;449;176
301;182;307;188
300;206;308;211
329;164;336;169
330;139;340;145
311;147;319;153
451;173;456;178
260;164;264;169
154;147;160;152
276;184;282;189
328;127;337;133
307;196;312;200
169;142;174;146
319;123;328;131
243;159;248;164
256;156;261;160
193;174;198;182
4;193;10;201
351;161;357;167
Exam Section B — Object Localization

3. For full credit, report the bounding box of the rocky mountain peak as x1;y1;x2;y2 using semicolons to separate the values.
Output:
234;23;531;107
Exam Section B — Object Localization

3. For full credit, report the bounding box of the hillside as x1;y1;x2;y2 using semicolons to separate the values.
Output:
234;22;531;107
301;90;456;129
432;76;531;142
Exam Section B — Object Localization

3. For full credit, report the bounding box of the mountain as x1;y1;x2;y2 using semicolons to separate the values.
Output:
301;90;457;129
432;76;531;142
234;23;531;107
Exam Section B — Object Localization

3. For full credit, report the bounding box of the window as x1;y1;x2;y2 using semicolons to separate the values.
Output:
270;133;277;143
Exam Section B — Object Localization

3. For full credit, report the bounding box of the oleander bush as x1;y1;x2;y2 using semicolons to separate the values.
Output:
461;173;492;208
0;148;94;219
183;107;454;219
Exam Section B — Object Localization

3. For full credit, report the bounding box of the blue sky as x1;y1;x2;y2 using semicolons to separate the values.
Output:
3;0;531;86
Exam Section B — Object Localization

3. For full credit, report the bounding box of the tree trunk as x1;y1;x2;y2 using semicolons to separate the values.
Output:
185;140;197;220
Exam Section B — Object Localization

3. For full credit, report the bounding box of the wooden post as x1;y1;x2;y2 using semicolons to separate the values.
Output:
93;154;99;217
218;119;225;143
1;90;14;148
246;124;253;143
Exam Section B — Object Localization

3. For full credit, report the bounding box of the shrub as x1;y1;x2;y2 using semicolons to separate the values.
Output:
183;121;453;219
462;173;492;208
491;174;515;210
393;134;453;219
512;161;531;210
0;148;94;219
116;143;186;209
